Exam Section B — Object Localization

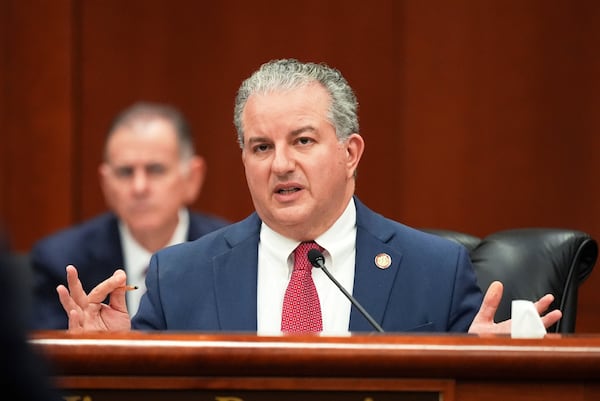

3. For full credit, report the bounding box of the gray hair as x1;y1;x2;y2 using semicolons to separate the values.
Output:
233;59;359;148
105;101;196;161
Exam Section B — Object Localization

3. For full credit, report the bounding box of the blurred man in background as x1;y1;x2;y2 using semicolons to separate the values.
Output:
30;101;229;329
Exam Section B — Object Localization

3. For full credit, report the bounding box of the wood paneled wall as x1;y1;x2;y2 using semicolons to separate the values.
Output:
2;0;599;331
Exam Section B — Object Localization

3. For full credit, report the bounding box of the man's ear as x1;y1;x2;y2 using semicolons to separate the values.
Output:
345;133;365;178
98;163;111;204
183;155;207;204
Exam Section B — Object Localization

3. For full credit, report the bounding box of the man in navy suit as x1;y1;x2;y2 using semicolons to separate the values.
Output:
57;60;561;334
30;102;229;329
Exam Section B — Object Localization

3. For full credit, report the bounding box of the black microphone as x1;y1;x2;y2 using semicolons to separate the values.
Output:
307;249;384;333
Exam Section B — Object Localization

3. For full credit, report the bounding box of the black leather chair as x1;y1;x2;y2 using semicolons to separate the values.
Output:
422;228;598;333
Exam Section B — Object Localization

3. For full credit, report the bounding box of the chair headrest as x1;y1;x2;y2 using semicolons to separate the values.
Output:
419;228;481;251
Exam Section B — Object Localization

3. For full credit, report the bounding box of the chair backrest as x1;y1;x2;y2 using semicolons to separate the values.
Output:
421;228;598;333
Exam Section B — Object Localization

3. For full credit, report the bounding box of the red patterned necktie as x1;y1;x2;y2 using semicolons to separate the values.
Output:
281;241;323;333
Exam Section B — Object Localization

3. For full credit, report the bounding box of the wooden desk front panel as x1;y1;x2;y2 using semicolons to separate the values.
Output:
58;378;450;401
31;331;600;401
456;381;600;401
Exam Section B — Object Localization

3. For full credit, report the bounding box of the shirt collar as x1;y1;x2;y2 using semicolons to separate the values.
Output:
259;197;356;263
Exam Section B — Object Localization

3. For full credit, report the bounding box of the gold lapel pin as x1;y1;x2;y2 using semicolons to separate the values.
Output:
374;253;392;269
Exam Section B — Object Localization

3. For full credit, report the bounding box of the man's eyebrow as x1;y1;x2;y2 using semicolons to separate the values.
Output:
290;125;316;137
246;136;270;145
246;125;317;145
109;163;132;169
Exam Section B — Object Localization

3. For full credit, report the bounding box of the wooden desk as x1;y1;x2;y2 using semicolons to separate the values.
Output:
30;331;600;401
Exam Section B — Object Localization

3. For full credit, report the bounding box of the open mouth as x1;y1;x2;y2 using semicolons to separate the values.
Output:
277;187;301;194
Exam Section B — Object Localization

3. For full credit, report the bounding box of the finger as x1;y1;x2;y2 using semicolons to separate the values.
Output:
534;294;555;315
87;269;127;304
534;293;562;329
67;309;82;333
107;285;129;313
541;309;563;329
476;281;504;323
65;265;88;307
57;284;79;315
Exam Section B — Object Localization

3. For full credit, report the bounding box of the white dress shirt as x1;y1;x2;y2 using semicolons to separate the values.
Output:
257;198;357;335
118;208;189;314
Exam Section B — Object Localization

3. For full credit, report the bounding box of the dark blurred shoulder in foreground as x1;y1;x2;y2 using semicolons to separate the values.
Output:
0;225;61;401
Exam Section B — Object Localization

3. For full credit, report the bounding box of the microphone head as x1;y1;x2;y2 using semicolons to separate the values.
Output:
307;249;325;268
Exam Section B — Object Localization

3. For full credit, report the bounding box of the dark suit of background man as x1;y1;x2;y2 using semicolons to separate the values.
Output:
57;59;561;335
30;102;229;329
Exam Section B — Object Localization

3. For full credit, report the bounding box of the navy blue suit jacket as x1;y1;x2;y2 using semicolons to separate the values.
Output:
30;210;229;329
133;197;483;333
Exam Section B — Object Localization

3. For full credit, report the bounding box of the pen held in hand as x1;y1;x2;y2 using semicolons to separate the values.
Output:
120;285;138;291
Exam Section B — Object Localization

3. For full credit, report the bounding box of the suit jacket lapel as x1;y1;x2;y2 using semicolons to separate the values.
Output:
87;214;124;281
212;214;261;331
350;198;403;332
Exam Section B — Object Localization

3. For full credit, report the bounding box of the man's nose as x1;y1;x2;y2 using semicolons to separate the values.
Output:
271;147;295;174
131;169;149;193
